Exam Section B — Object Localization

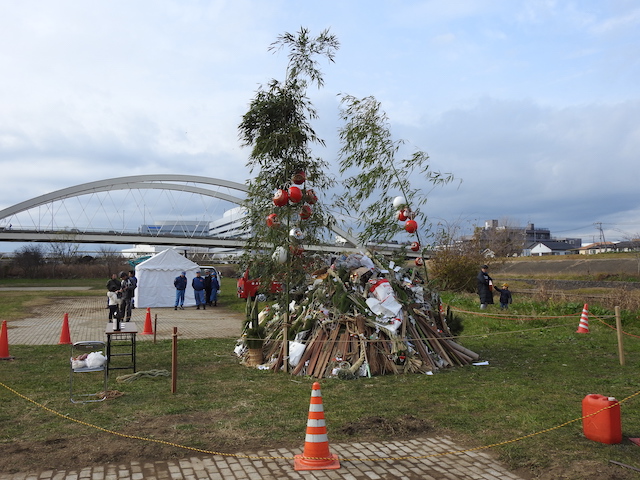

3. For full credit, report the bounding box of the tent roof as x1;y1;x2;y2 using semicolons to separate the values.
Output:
135;248;200;271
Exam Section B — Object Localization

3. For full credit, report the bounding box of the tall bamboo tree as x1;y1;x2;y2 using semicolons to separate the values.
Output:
238;28;339;294
336;94;456;278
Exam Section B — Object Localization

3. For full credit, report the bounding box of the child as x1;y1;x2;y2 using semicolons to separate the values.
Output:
107;288;122;322
493;283;513;310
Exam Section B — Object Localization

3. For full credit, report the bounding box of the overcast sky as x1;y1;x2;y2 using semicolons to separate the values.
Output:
1;0;639;249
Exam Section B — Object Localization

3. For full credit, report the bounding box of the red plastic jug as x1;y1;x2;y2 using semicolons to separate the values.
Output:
582;394;622;444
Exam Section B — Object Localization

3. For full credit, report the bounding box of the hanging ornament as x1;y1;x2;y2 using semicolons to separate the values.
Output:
272;246;287;264
299;204;312;220
289;227;305;240
392;196;406;209
292;171;306;185
266;213;280;228
410;241;420;251
304;189;318;204
288;185;303;203
405;219;418;233
273;188;288;207
415;257;424;266
397;209;408;221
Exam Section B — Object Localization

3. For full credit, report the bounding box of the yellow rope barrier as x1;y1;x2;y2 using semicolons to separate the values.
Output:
1;380;638;462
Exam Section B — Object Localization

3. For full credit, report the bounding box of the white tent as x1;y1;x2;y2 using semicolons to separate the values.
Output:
135;249;201;308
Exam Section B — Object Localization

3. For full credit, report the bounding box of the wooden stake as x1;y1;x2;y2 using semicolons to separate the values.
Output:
615;306;625;366
153;314;158;344
171;327;178;394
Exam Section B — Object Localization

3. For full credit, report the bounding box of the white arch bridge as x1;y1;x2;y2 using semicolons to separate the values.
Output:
0;174;364;254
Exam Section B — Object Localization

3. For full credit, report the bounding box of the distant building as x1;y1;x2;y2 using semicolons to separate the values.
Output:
529;241;576;256
480;220;582;257
577;242;617;255
208;207;248;238
138;220;209;236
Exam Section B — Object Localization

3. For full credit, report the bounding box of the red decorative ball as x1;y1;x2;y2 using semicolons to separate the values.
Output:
299;204;312;220
292;171;306;185
273;189;288;207
405;219;418;233
288;186;303;203
266;213;280;228
304;188;318;204
415;257;424;266
397;210;408;221
410;241;420;251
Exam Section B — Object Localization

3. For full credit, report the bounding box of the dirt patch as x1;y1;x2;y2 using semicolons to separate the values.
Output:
339;415;432;437
0;411;295;474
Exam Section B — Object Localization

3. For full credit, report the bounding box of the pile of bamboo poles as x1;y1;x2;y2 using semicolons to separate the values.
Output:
237;255;479;378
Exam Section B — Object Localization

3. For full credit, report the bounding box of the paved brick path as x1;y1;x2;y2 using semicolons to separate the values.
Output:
1;294;527;480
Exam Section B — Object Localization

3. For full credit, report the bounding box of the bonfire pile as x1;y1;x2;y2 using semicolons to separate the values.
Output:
235;253;479;378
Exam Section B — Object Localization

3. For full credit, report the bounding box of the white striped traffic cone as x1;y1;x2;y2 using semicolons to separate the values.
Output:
294;382;340;471
576;304;590;333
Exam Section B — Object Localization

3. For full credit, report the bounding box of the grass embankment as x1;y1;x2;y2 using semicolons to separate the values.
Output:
0;280;639;479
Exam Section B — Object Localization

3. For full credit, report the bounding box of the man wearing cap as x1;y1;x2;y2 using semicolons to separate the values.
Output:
192;271;206;310
476;264;494;310
173;271;187;310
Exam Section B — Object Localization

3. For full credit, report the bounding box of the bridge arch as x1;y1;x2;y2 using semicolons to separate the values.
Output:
0;175;248;219
0;174;360;249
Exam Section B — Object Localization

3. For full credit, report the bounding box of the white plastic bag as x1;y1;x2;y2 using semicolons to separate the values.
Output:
288;341;307;367
85;351;107;369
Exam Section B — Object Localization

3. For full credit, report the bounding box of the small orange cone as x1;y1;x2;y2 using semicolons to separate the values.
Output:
1;320;14;360
141;307;154;335
294;382;340;471
576;304;590;333
58;313;72;345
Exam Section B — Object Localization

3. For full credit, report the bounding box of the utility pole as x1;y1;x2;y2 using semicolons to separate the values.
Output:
594;222;606;250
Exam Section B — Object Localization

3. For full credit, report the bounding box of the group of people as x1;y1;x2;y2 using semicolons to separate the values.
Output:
476;264;512;310
106;270;137;322
173;269;220;310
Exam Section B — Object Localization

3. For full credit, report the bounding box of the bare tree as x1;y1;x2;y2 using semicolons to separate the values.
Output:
97;246;125;276
48;233;80;265
13;244;46;278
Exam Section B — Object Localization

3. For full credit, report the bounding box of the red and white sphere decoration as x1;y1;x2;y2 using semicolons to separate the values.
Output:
288;185;303;204
410;241;420;251
289;227;305;240
405;219;418;233
292;171;306;185
415;257;424;266
397;209;408;221
266;213;280;228
304;189;318;204
299;204;312;220
273;188;288;207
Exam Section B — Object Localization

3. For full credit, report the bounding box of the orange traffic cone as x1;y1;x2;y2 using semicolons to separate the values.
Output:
1;320;14;360
141;307;154;335
576;304;590;333
294;382;340;471
58;313;72;345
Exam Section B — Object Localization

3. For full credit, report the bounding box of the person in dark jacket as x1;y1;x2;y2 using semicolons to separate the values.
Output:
476;264;494;309
192;271;206;310
203;270;213;306
174;271;187;310
209;272;220;307
493;283;513;310
117;271;135;321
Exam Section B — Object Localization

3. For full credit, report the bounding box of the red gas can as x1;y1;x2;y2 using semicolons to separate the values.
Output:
582;394;622;444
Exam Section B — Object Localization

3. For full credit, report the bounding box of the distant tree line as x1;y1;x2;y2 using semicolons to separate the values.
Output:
2;243;129;279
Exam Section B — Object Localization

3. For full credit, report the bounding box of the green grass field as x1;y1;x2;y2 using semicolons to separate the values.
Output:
1;280;639;478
